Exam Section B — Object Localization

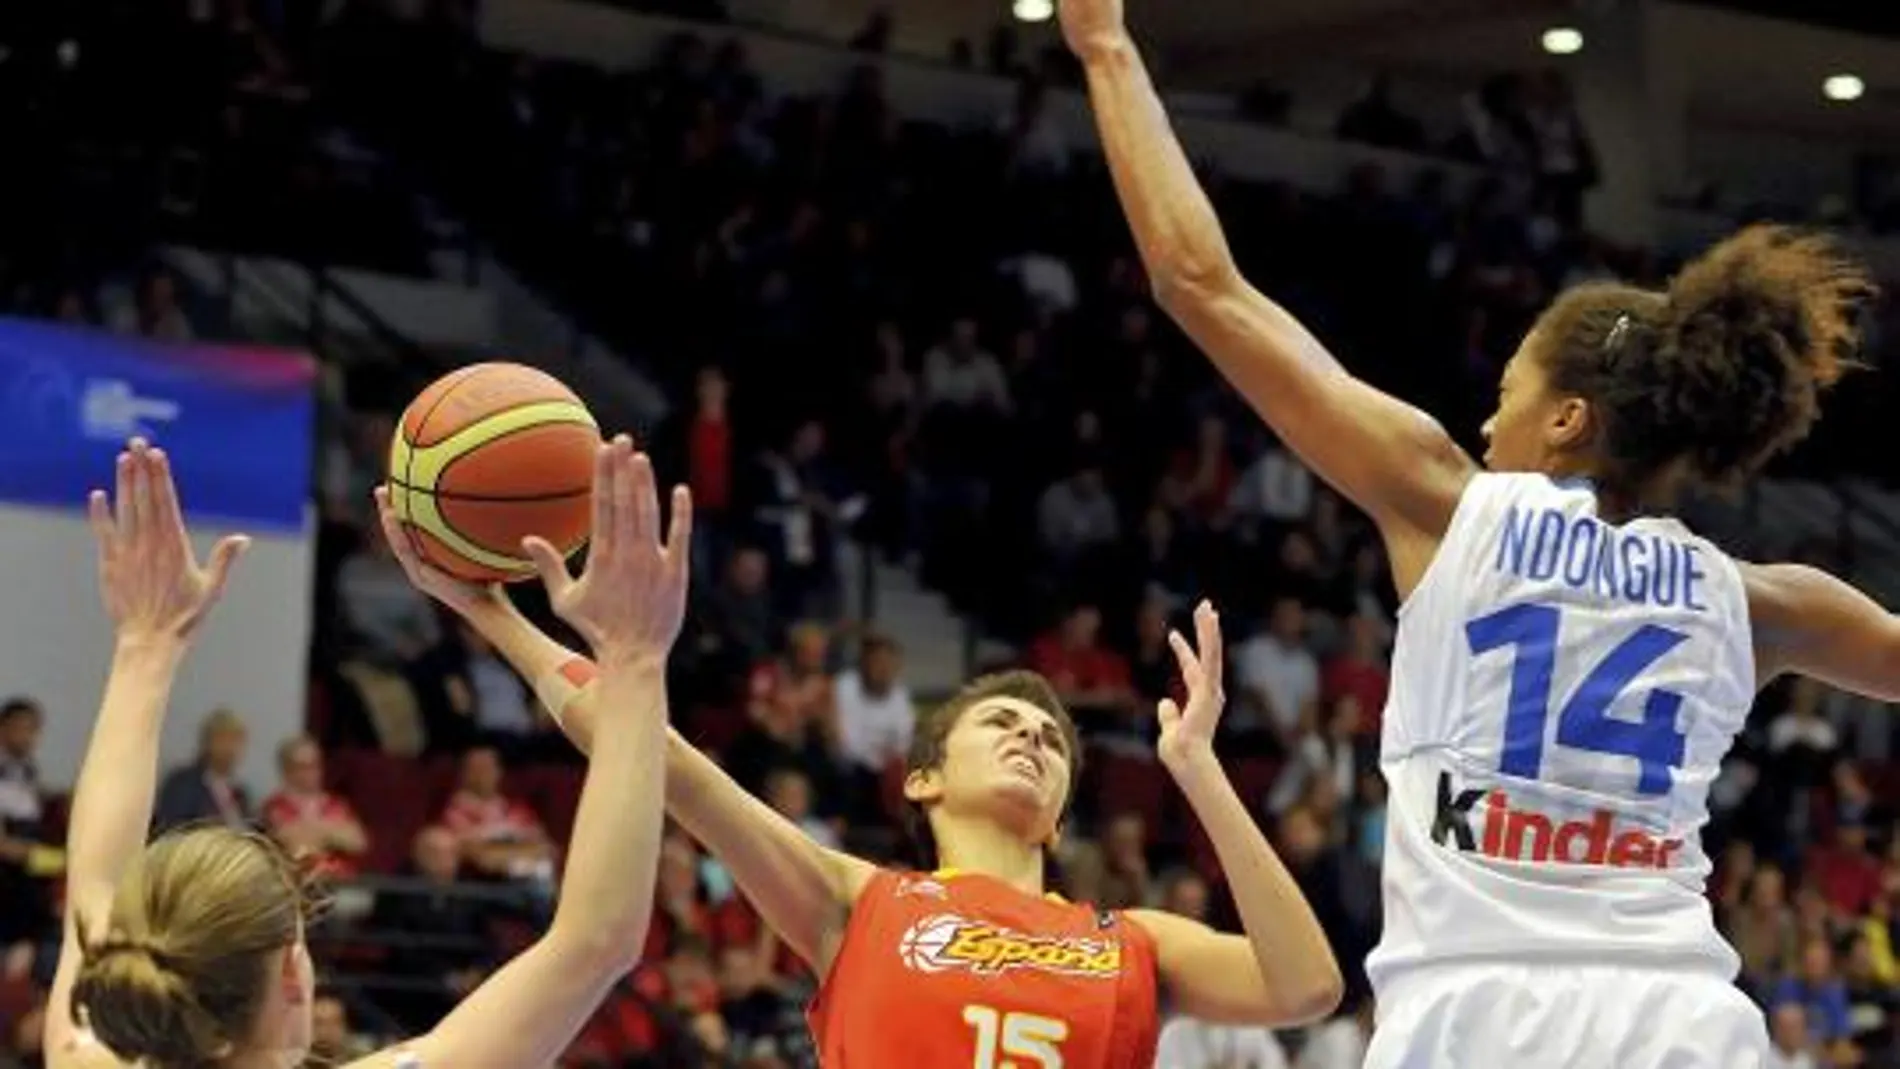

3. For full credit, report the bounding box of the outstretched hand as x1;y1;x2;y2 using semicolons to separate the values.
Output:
89;439;250;645
373;484;502;618
524;435;692;665
1156;600;1225;770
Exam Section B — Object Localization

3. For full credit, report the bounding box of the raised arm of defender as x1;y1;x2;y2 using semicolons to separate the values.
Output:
1057;0;1475;595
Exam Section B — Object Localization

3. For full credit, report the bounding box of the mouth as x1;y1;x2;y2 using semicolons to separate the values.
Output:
1001;747;1044;781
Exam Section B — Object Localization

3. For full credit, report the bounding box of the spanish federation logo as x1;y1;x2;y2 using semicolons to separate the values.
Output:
897;914;1121;978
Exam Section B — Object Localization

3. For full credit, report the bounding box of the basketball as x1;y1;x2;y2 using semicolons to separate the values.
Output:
385;362;601;583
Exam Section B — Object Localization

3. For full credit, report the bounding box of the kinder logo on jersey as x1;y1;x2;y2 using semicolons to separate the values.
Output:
897;914;1121;979
1431;772;1685;869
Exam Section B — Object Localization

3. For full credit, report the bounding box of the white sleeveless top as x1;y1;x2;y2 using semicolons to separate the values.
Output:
1365;473;1753;990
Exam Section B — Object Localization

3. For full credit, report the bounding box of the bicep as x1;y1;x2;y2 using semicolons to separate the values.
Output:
352;933;622;1069
1747;562;1900;700
1159;275;1474;540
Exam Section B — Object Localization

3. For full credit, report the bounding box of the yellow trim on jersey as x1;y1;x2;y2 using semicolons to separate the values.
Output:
931;868;1068;905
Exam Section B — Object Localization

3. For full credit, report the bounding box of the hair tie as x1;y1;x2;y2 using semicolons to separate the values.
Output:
93;938;176;972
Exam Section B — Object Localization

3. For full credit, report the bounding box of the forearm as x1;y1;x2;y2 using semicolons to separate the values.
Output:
1170;751;1342;1020
1075;38;1242;295
531;649;854;964
1075;37;1347;379
66;638;187;901
545;655;668;961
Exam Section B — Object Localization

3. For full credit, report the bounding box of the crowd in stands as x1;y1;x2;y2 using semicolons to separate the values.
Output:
3;3;1900;1069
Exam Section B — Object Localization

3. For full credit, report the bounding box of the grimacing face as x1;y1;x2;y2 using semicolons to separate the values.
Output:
904;697;1073;849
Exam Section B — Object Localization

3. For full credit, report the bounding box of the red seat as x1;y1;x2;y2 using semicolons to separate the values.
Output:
331;750;435;873
1087;748;1168;839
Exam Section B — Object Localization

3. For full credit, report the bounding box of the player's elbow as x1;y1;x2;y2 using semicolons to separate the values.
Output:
1286;963;1347;1025
545;918;647;983
1149;256;1242;315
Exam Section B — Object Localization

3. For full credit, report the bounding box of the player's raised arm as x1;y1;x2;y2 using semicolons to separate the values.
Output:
45;442;250;1069
1060;0;1474;581
1744;561;1900;699
372;487;875;972
352;438;678;1069
1127;601;1343;1026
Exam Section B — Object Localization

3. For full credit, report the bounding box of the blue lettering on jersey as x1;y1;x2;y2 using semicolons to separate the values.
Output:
1495;506;1707;612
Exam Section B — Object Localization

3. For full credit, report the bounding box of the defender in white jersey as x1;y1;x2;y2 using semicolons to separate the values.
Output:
1060;0;1890;1062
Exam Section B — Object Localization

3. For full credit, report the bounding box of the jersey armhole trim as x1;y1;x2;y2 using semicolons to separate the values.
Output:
1394;472;1495;622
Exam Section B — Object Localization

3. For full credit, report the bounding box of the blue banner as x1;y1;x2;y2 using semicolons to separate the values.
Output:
0;318;316;533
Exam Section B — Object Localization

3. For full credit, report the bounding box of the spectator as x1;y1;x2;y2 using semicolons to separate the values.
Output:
764;767;839;850
1157;413;1237;530
372;826;493;1030
440;622;543;753
439;745;557;903
1322;614;1390;742
921;315;1011;416
260;735;368;880
1772;938;1854;1052
1098;811;1151;910
1233;596;1321;755
1767;1002;1820;1069
1037;460;1122;568
153;707;253;833
1230;436;1314;531
692;546;782;696
750;418;863;620
0;698;54;966
717;943;813;1066
310;990;374;1063
833;633;914;781
1027;604;1136;731
111;268;196;343
1733;866;1799;994
1336;73;1425;152
1807;817;1882;921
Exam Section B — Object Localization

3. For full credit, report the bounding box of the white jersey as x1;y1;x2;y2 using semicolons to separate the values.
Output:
1366;473;1754;992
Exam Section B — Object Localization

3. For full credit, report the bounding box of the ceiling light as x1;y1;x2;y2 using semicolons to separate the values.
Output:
1541;27;1583;55
1013;0;1054;23
1823;74;1865;102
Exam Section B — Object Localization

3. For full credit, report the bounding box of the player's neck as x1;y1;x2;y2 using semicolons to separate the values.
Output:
932;815;1046;896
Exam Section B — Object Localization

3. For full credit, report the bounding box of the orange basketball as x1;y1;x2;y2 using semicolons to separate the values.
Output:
385;363;601;583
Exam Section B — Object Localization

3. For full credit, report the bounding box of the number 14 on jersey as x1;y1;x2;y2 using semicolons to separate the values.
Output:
1466;602;1689;795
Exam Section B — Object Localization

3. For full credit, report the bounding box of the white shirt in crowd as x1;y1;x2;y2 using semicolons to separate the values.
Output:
1233;634;1319;736
834;669;914;772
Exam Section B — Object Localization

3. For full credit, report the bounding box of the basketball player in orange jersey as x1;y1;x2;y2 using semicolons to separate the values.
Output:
47;437;694;1069
373;491;1343;1066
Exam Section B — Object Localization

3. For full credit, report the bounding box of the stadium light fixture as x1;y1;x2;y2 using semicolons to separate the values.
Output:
1823;74;1865;102
1014;0;1055;23
1541;27;1584;55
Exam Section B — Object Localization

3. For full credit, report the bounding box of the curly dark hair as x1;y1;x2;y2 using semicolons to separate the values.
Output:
1535;224;1876;504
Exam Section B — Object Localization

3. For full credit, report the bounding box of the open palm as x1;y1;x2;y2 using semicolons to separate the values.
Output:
90;440;249;642
1156;600;1225;768
523;436;693;664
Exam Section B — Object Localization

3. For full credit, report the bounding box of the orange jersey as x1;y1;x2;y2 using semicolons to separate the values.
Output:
809;868;1160;1068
